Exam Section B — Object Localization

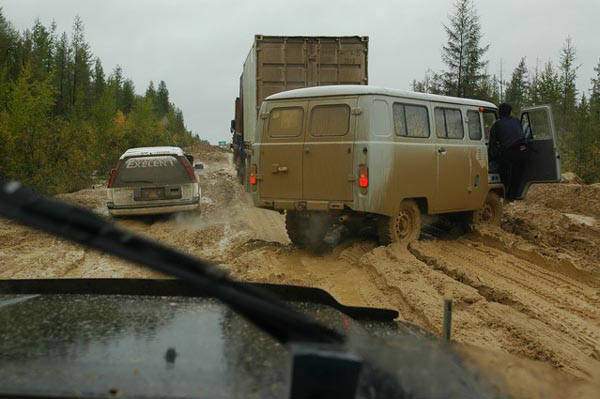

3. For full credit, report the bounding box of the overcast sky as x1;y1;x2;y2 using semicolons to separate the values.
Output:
2;0;599;143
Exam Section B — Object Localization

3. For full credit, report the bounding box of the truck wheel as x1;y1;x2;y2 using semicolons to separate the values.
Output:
472;192;502;226
285;211;306;248
378;200;421;245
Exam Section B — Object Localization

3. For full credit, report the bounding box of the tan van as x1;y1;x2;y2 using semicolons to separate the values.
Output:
250;85;560;248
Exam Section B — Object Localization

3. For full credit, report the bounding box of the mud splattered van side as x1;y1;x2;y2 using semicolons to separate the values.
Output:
251;86;560;248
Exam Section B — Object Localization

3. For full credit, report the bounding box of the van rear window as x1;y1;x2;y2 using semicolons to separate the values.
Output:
309;104;350;136
113;155;191;187
393;103;430;138
268;107;304;137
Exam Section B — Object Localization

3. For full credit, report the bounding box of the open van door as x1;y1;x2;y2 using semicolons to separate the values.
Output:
513;105;561;199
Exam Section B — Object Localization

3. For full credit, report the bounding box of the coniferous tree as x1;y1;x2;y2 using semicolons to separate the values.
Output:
558;37;579;130
30;19;54;81
70;15;92;113
505;57;528;113
53;31;72;115
92;58;105;101
441;0;489;97
590;58;600;116
156;80;170;118
145;80;156;102
121;79;135;114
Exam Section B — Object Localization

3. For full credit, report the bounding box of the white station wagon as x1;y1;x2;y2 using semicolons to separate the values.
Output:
106;146;201;216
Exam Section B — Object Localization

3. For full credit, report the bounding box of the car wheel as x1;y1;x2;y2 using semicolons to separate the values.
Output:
378;200;421;245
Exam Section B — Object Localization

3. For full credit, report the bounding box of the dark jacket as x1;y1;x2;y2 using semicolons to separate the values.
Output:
489;117;526;153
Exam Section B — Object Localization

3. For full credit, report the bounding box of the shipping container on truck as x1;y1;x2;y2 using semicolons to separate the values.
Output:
232;35;369;189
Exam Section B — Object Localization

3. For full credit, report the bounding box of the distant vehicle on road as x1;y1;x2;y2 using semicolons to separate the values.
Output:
106;146;201;216
250;85;561;249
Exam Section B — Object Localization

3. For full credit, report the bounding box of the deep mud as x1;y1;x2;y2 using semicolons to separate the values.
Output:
1;149;599;397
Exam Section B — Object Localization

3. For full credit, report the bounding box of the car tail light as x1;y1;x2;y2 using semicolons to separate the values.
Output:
250;164;257;185
181;156;197;182
359;165;368;188
107;160;120;188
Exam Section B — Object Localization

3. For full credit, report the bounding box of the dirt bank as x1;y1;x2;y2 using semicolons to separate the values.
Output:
1;148;599;396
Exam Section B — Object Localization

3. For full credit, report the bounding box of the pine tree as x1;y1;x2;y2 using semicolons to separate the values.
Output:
156;80;169;118
30;19;54;81
92;58;105;101
70;16;92;113
505;57;528;112
441;0;489;98
145;80;156;101
120;79;135;114
52;31;72;115
558;37;579;129
590;58;600;117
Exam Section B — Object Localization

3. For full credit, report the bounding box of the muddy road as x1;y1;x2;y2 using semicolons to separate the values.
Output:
1;148;600;395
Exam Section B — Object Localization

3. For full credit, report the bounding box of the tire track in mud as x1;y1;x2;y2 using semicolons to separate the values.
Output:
408;235;600;379
2;149;600;386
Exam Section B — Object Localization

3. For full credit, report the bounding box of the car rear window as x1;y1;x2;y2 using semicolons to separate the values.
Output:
112;155;191;187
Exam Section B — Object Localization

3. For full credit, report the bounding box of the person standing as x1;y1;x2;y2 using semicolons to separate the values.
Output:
488;103;529;199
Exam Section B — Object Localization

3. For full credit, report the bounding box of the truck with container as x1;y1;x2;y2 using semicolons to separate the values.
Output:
231;35;369;187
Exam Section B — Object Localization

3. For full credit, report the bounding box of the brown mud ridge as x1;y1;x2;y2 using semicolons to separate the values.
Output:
1;149;599;397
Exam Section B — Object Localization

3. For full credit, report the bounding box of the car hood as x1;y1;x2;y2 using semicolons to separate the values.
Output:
0;279;500;398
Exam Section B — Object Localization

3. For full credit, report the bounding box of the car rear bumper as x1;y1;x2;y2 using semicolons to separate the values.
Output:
107;198;200;216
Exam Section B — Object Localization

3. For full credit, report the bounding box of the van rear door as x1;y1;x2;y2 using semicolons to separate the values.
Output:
513;105;561;198
258;102;306;199
303;99;357;201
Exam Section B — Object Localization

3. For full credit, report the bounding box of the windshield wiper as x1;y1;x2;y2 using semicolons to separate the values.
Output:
0;179;343;345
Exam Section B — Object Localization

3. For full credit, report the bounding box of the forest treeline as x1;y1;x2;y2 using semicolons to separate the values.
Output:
0;10;200;194
412;0;600;183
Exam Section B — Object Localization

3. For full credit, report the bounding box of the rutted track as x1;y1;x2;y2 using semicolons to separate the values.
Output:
1;149;600;393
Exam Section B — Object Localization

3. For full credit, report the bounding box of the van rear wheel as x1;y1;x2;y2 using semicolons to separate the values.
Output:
285;211;332;252
472;192;502;226
378;200;421;245
285;211;306;248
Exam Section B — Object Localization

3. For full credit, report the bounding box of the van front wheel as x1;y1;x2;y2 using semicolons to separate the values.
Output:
378;200;421;245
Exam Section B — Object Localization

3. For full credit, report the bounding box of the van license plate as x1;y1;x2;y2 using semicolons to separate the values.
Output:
140;187;164;200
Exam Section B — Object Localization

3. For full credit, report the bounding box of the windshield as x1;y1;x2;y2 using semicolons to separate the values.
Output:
113;156;191;187
0;2;599;398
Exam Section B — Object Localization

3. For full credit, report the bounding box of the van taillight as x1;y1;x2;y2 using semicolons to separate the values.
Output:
107;160;120;188
250;164;257;185
181;156;197;182
359;165;369;188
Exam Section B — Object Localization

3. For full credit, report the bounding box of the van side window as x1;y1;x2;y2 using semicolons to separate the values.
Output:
467;110;482;140
310;104;350;136
372;100;391;137
393;103;430;138
435;108;464;139
268;107;304;137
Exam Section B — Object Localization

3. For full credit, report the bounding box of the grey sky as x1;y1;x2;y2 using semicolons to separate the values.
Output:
3;0;599;144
